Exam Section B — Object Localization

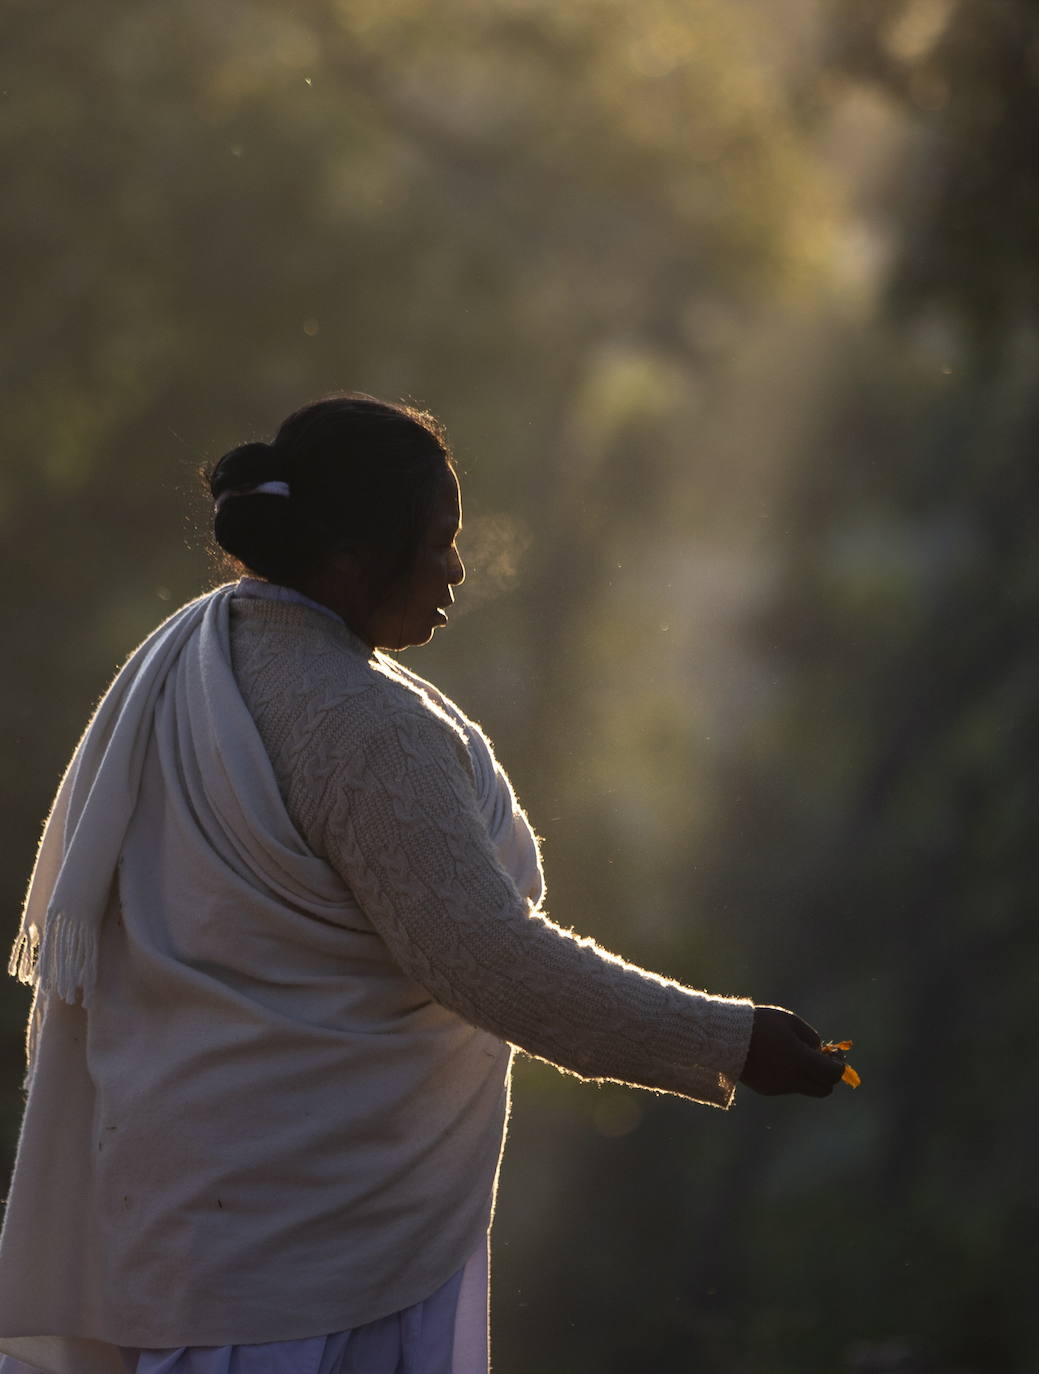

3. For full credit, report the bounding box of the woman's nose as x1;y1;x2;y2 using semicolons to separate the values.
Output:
449;547;465;585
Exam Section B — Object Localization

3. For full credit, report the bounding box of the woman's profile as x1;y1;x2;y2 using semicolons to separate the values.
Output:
0;394;843;1374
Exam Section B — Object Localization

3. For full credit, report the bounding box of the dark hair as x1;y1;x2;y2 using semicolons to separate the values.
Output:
207;393;454;599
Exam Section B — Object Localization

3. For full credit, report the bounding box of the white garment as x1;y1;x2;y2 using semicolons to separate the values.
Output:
0;585;539;1360
0;1233;488;1374
10;583;542;1015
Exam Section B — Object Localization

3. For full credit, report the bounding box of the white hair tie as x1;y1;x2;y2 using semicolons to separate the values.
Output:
214;480;291;513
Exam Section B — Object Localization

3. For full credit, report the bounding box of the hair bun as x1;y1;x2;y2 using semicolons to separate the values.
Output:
209;441;285;500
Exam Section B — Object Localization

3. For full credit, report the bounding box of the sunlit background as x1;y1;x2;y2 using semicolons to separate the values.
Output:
2;1;1036;1369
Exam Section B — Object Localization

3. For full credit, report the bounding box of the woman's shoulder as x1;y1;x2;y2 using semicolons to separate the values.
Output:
230;597;470;770
373;654;475;743
380;656;506;796
363;659;473;776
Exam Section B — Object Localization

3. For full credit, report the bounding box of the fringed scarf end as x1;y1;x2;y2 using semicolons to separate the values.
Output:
16;911;98;1007
8;927;39;986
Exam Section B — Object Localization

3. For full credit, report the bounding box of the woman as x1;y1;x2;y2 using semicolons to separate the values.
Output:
0;394;842;1374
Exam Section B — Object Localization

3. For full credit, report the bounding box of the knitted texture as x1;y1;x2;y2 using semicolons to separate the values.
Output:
231;598;754;1105
0;591;757;1370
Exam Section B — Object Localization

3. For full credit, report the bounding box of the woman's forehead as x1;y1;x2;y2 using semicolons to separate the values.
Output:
429;470;461;533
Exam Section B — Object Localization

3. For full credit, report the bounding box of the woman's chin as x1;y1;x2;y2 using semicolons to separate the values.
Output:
387;622;440;651
373;609;447;651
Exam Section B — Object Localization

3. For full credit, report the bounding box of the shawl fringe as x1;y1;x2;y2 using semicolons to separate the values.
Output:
9;911;97;1007
8;926;37;987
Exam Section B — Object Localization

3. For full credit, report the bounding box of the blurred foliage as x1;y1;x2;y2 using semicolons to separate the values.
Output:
1;0;1037;1370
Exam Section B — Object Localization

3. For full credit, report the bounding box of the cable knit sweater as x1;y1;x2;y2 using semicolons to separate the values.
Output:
233;600;753;1099
0;594;753;1374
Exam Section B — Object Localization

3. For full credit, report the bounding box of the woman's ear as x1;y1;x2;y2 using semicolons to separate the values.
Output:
325;547;366;581
294;548;375;632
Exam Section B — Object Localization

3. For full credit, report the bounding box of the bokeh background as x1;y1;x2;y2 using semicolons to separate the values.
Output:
2;1;1037;1370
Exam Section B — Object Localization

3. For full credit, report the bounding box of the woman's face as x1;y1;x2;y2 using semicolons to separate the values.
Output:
367;469;465;651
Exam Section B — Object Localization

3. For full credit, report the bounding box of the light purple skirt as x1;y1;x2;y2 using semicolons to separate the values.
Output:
0;1236;488;1374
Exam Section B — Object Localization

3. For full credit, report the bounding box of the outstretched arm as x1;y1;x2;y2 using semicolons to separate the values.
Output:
318;706;754;1108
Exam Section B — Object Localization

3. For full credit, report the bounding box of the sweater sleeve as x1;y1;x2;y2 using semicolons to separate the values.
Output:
315;706;754;1108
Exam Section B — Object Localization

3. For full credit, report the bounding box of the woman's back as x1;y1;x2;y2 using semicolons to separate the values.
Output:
0;590;513;1359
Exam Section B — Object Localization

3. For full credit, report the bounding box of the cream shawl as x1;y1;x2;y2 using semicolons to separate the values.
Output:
10;583;541;1038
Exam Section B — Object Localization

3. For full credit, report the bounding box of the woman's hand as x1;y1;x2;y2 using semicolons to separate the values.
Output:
738;1005;846;1098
